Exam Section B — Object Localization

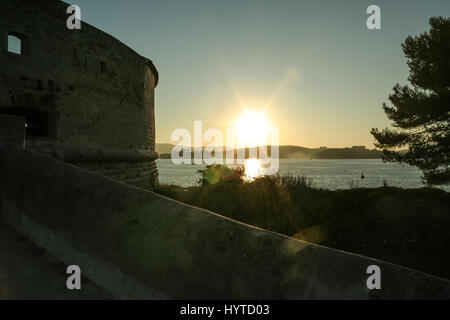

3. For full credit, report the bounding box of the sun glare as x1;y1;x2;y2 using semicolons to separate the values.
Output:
234;110;272;148
244;158;262;181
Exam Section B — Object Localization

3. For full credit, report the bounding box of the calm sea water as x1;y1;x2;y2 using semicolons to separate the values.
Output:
156;159;449;191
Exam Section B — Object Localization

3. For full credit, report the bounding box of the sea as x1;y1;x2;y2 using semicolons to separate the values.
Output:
156;159;449;191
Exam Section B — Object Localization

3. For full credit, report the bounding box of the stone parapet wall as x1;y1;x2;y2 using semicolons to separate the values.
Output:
75;160;159;190
0;114;25;148
1;148;449;299
28;145;159;190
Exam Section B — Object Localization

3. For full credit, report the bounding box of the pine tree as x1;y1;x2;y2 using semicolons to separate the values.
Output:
371;17;450;185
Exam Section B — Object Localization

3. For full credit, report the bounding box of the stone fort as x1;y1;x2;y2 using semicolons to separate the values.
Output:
0;0;159;189
1;0;450;299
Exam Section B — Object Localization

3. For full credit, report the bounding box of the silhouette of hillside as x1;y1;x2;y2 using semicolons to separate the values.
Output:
156;143;382;159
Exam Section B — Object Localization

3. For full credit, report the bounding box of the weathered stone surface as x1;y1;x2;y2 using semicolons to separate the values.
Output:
0;114;25;148
0;0;159;188
1;148;449;299
75;160;159;190
0;216;111;299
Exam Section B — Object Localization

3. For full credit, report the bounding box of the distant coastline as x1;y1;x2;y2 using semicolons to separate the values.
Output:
156;143;382;160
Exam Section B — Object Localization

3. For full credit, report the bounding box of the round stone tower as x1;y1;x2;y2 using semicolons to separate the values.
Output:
0;0;159;189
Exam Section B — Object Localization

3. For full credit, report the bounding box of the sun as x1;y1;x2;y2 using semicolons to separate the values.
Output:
234;109;272;148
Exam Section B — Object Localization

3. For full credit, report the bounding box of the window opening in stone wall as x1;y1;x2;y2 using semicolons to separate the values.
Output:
7;34;22;55
100;61;106;73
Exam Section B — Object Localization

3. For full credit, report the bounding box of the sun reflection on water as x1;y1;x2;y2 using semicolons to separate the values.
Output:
244;158;263;181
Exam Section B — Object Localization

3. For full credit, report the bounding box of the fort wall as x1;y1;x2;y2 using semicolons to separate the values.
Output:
0;0;158;189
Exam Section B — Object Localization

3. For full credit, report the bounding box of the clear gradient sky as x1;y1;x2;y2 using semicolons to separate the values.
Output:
72;0;449;148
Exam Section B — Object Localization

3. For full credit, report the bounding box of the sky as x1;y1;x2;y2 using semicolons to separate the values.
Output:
72;0;449;148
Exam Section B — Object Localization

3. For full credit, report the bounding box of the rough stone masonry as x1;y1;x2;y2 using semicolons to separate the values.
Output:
0;0;159;189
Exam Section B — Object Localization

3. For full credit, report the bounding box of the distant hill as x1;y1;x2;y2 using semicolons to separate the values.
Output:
156;143;382;159
155;143;177;154
279;145;382;159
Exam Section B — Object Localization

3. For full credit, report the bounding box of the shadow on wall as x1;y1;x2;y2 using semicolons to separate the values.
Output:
0;148;450;299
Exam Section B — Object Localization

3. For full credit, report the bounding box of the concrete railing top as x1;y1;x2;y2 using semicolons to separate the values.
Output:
0;148;449;299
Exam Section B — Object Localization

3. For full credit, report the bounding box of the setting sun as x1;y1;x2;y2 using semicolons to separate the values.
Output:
234;109;272;148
